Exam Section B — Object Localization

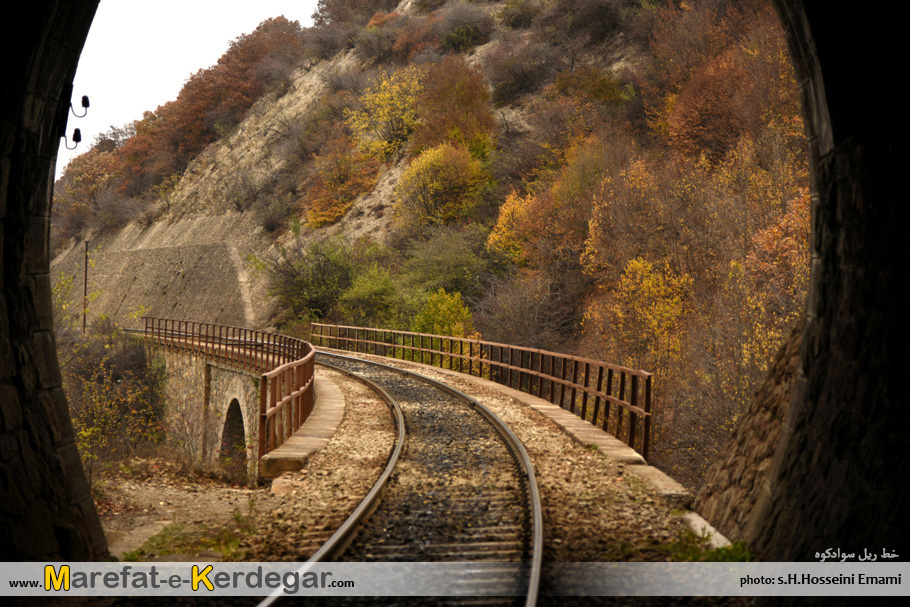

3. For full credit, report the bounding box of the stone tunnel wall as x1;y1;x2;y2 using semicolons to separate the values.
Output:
694;320;803;542
151;344;260;479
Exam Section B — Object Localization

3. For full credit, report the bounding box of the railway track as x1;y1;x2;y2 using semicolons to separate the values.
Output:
300;351;543;606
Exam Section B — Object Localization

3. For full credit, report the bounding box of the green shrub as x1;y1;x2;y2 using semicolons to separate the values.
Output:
498;0;543;29
403;225;491;298
411;288;475;337
259;236;358;320
338;263;398;326
437;2;495;52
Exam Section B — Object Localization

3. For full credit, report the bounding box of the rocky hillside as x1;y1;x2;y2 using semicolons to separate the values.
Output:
52;0;809;490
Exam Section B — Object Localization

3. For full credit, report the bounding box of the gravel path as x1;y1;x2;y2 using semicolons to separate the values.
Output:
237;366;397;560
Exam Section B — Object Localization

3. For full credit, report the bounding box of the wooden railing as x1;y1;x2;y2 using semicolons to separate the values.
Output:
141;318;315;463
311;323;653;459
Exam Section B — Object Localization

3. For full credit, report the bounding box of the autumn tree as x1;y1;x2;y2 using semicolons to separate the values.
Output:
413;55;497;159
411;288;474;338
305;125;379;226
345;65;424;158
116;17;305;195
585;257;692;374
394;142;489;231
53;146;121;236
473;270;576;349
60;320;166;487
312;0;397;27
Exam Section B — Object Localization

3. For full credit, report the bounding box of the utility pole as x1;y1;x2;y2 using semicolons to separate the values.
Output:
83;239;88;334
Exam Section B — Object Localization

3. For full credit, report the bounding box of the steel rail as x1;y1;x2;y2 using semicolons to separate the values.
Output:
315;350;543;607
255;359;408;607
307;360;407;562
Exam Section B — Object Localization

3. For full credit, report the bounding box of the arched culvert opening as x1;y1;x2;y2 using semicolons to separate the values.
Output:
219;399;248;483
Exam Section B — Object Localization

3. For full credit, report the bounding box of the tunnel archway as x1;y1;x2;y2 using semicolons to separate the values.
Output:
1;0;906;565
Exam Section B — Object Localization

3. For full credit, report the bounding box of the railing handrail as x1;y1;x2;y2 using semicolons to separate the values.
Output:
139;317;316;473
317;322;652;378
311;323;653;459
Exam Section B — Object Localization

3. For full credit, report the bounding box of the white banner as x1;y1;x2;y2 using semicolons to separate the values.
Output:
2;562;907;597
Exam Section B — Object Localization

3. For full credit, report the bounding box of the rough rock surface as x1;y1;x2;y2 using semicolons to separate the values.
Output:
694;320;803;542
50;212;272;329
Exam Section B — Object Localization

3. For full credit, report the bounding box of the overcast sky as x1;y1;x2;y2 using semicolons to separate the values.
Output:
56;0;319;179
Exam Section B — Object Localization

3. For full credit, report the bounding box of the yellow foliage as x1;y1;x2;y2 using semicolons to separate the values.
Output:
486;190;533;264
584;257;692;373
345;65;424;159
394;142;488;229
411;288;474;338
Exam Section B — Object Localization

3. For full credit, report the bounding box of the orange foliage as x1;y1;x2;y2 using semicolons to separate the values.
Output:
117;17;304;195
391;14;441;62
367;11;400;28
744;187;811;307
666;49;750;159
305;127;379;227
641;0;794;159
412;55;496;159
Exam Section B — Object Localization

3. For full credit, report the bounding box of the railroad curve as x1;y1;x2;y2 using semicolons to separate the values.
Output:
301;352;543;606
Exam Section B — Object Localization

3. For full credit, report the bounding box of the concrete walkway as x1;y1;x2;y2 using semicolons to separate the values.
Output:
258;371;346;479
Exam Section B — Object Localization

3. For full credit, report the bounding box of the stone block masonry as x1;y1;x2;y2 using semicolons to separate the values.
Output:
153;345;261;481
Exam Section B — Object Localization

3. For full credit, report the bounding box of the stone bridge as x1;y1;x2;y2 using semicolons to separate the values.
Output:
152;342;261;480
133;318;324;482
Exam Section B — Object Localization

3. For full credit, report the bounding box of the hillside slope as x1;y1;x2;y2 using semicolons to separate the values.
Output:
51;0;809;489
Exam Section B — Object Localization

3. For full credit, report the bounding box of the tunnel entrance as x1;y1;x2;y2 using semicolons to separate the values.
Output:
219;399;248;482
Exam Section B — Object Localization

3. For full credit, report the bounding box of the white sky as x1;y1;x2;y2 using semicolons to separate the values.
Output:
56;0;319;179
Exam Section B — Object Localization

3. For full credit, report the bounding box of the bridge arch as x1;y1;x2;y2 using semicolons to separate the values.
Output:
207;370;259;481
1;0;905;567
219;398;248;479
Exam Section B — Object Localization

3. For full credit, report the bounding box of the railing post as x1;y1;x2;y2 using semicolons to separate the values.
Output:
548;355;555;403
642;374;652;461
581;362;591;421
270;375;279;450
569;360;579;414
593;366;604;428
629;375;639;451
259;375;268;463
559;358;568;408
286;368;293;443
518;350;526;392
617;372;627;438
603;369;613;431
